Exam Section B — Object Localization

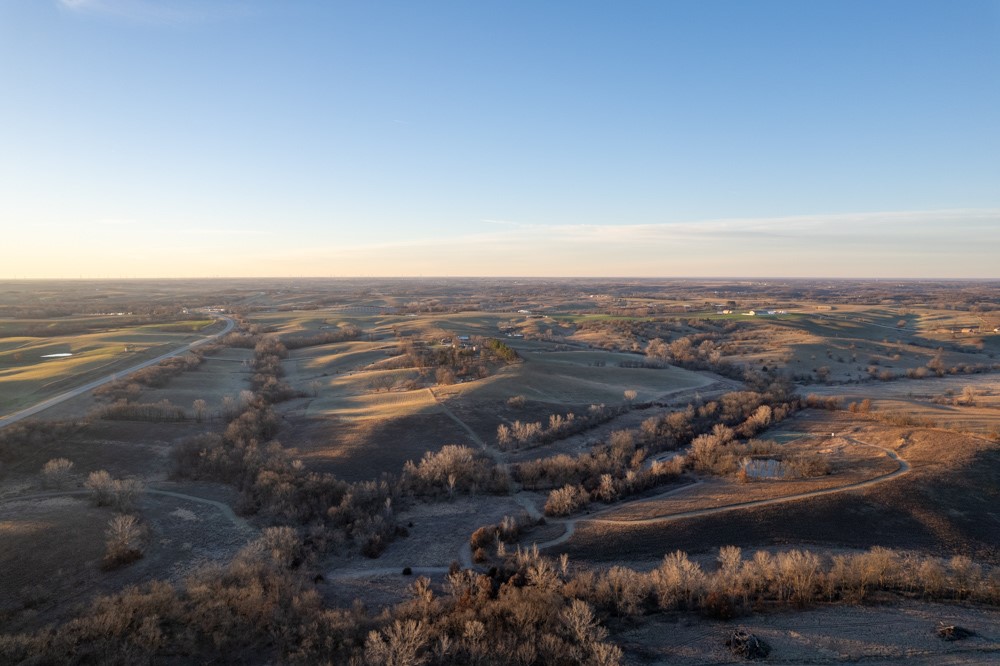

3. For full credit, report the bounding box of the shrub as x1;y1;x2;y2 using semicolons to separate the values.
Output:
41;458;74;488
506;395;526;408
544;484;589;516
86;471;144;511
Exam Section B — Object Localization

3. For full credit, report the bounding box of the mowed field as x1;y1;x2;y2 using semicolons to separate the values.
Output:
0;318;223;416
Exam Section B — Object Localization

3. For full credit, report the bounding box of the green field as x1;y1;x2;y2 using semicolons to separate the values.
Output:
0;320;217;416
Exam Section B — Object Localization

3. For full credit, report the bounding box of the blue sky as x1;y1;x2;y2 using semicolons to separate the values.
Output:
1;0;998;278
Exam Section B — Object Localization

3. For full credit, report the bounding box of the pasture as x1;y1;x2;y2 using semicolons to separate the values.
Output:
0;319;225;416
278;331;713;480
551;411;1000;566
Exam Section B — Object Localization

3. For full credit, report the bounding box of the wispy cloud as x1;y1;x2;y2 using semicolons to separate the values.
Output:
479;218;525;227
180;227;274;237
274;208;1000;278
11;208;997;279
57;0;253;24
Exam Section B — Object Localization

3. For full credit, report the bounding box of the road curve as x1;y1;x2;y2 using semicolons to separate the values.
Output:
0;485;254;533
0;314;235;430
534;436;910;550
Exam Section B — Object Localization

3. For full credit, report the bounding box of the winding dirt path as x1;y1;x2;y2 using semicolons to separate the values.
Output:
0;486;254;534
534;436;910;550
329;390;912;579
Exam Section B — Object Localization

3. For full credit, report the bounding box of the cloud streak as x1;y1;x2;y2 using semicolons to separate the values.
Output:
7;208;998;279
277;208;1000;278
57;0;253;24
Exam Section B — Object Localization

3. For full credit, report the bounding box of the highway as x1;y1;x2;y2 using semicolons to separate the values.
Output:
0;314;234;430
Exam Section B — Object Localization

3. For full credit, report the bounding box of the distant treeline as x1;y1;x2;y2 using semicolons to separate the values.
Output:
0;313;200;338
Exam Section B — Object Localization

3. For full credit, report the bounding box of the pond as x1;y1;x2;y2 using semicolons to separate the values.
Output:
742;458;786;479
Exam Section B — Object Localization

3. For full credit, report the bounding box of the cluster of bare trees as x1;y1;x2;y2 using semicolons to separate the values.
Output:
559;546;1000;618
94;353;205;402
682;427;830;480
516;391;802;516
251;337;300;402
497;404;623;451
4;533;999;665
96;398;187;422
173;397;405;558
280;323;361;350
82;469;147;570
101;513;146;570
0;530;617;665
514;429;683;517
384;335;520;385
401;445;510;499
85;470;144;512
469;515;522;562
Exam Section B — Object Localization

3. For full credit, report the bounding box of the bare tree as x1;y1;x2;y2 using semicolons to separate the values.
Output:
103;513;145;569
221;394;237;419
41;458;74;489
645;338;669;361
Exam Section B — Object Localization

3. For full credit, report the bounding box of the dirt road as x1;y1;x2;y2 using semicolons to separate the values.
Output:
534;436;910;549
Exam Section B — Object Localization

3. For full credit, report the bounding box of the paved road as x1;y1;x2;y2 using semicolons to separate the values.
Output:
0;314;234;429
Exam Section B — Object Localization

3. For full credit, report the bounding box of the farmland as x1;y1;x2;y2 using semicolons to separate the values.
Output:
0;278;999;664
0;316;229;416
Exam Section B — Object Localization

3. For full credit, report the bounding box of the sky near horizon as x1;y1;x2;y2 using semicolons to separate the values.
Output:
1;1;998;279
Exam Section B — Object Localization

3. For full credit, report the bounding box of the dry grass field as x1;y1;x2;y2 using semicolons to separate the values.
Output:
0;318;226;415
554;411;1000;566
274;322;712;480
1;279;999;665
594;434;899;522
0;489;251;631
440;347;711;405
804;373;1000;437
613;601;1000;665
0;496;106;623
136;347;254;416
